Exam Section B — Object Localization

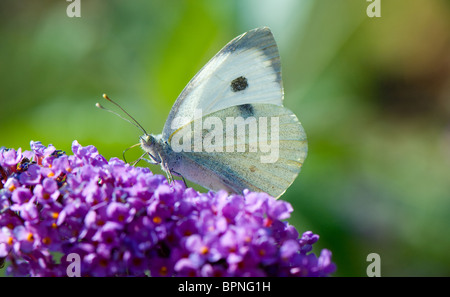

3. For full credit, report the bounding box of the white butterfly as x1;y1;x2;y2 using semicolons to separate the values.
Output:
102;27;307;198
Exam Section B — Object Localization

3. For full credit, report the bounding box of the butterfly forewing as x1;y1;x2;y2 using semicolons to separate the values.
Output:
162;27;283;141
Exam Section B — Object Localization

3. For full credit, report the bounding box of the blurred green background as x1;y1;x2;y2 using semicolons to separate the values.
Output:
1;0;449;276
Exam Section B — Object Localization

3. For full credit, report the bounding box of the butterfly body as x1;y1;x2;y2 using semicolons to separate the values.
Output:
140;133;238;193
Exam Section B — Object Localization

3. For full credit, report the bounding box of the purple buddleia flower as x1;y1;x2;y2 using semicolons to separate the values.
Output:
0;227;14;258
0;140;336;277
10;187;32;206
1;148;22;168
19;164;41;186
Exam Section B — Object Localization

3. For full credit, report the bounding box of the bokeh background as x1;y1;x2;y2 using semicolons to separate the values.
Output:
1;0;449;276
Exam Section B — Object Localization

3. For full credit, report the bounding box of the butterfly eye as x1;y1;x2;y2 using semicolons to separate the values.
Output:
230;76;248;92
140;135;150;144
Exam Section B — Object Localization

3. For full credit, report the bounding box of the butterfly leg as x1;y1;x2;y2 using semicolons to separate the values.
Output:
171;170;188;188
140;157;159;165
131;153;158;167
129;153;146;166
161;163;174;184
160;161;187;188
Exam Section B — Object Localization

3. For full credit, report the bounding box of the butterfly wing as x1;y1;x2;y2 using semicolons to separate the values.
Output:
162;27;283;140
167;104;307;198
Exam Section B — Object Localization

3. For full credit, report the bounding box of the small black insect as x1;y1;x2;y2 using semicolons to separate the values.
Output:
231;76;248;92
16;157;35;173
51;150;66;158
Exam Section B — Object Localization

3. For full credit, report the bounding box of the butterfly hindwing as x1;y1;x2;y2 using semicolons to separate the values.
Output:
167;104;307;198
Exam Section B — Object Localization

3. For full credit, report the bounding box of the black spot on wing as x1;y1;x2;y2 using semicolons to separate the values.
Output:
231;76;248;92
238;104;254;118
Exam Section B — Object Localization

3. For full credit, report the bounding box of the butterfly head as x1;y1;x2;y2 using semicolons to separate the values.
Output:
140;134;162;164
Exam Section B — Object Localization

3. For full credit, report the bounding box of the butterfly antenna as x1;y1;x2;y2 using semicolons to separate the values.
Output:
96;94;148;135
95;102;146;134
